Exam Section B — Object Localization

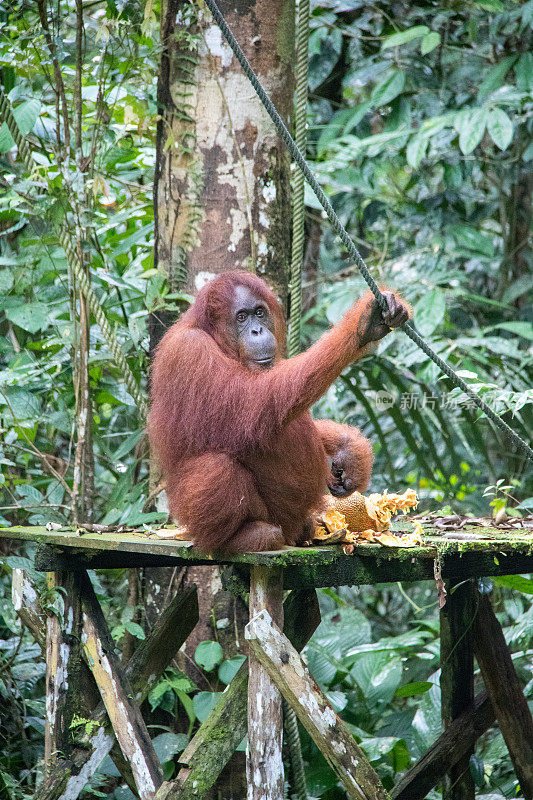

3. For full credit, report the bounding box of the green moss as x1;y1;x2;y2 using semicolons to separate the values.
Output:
277;0;295;62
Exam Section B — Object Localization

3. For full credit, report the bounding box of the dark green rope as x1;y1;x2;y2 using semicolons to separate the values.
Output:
201;0;532;461
288;0;309;358
283;698;308;800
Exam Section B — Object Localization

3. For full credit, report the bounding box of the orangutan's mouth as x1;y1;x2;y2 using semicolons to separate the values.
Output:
254;358;274;369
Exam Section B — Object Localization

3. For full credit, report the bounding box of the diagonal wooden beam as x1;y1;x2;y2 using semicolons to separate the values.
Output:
77;571;164;799
33;580;199;800
245;609;389;800
156;588;321;800
473;591;533;799
391;691;494;800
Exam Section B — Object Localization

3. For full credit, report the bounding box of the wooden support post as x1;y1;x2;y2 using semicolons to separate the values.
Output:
76;571;164;800
156;588;320;800
473;590;533;799
440;579;475;800
245;609;389;800
392;691;494;800
44;572;84;783
247;566;285;800
31;582;198;800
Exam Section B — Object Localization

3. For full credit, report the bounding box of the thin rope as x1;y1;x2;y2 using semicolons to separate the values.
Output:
0;88;147;417
201;0;532;461
285;6;310;795
288;0;309;358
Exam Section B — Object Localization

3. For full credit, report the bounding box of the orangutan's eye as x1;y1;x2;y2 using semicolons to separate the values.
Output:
236;311;247;323
256;307;265;318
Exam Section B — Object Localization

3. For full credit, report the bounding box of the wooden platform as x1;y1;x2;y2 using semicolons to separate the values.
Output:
4;522;533;800
2;521;533;586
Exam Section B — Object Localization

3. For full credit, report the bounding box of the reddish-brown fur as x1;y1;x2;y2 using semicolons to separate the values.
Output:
148;270;381;553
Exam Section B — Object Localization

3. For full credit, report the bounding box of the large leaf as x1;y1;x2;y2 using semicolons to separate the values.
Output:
477;56;517;102
194;641;223;671
494;575;533;595
152;732;188;764
515;52;533;92
413;289;445;337
486;108;513;150
420;32;440;55
381;26;429;50
371;71;405;107
406;133;429;168
450;224;495;257
308;27;342;91
1;387;41;420
0;99;41;152
350;651;402;710
455;108;487;154
491;322;533;340
0;269;14;292
193;691;222;723
6;302;50;334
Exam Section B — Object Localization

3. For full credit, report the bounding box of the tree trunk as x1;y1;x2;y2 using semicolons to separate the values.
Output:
154;0;294;302
148;0;295;795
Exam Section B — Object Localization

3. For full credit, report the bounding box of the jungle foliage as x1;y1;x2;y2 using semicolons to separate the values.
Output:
0;0;532;797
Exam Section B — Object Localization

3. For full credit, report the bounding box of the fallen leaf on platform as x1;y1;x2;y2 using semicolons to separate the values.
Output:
153;527;190;540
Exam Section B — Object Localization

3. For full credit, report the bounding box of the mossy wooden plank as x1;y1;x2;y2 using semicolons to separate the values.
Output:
3;525;533;587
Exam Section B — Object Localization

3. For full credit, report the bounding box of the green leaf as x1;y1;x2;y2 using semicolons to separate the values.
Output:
450;225;495;257
477;56;517;101
152;732;188;764
305;646;337;686
148;683;174;713
455;108;487;155
351;652;402;709
359;736;401;762
472;0;504;9
0;99;41;152
124;621;145;640
1;387;41;420
515;52;533;92
0;269;14;292
413;289;446;337
381;26;429;50
194;640;223;671
486;108;513;150
491;322;533;340
6;302;50;334
395;681;433;697
494;575;533;594
406;133;429;168
218;655;246;685
193;691;222;722
516;497;533;510
112;430;144;460
420;32;440;55
371;71;405;107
